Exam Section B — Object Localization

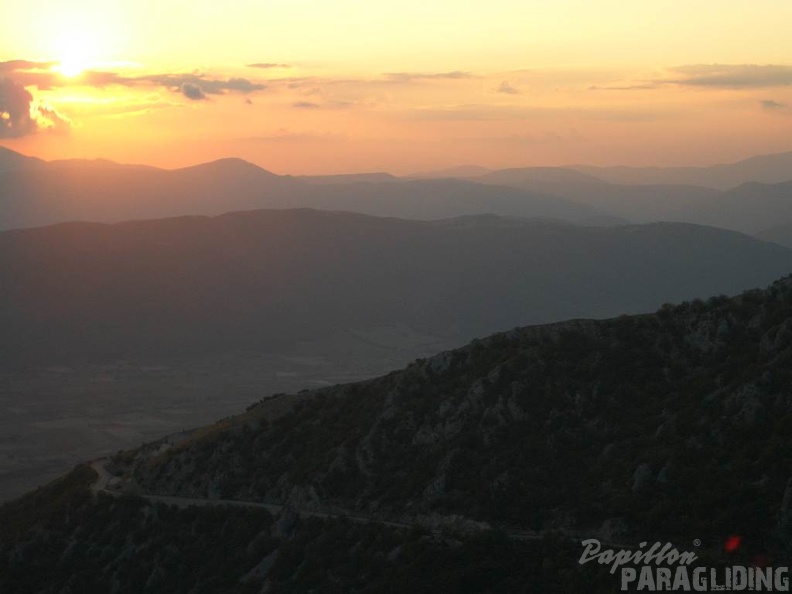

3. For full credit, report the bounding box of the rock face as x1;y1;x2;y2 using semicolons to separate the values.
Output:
120;276;792;546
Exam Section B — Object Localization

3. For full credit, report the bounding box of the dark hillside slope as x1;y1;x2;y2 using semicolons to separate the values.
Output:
4;278;792;592
0;465;608;593
127;275;792;552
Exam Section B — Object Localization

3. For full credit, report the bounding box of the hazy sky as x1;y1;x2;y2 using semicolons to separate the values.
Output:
1;0;791;173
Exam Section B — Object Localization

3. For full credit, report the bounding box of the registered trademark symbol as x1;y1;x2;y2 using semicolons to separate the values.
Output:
693;539;701;547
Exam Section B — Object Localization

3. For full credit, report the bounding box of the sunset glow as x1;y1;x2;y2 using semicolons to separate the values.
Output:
1;0;791;172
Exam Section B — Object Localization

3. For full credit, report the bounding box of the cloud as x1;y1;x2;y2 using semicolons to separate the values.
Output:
247;63;291;69
452;129;584;146
495;81;519;94
291;99;356;110
33;102;71;133
588;84;656;91
0;78;37;137
238;129;347;143
0;60;61;90
0;78;70;137
181;82;206;100
663;64;792;88
0;60;55;73
761;99;786;110
141;74;266;95
0;59;269;99
383;71;474;83
396;103;666;123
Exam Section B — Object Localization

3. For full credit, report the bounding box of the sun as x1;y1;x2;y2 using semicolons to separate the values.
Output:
56;57;88;78
53;32;97;78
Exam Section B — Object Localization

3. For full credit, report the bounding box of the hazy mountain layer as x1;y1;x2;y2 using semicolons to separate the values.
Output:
691;181;792;235
4;147;792;237
571;150;792;190
469;168;719;224
2;209;791;369
0;151;601;230
758;222;792;249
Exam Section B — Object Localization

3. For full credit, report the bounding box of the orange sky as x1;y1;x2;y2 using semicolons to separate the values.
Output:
1;1;791;173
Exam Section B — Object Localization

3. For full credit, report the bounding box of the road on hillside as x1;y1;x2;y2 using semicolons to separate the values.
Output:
89;458;636;548
89;459;410;530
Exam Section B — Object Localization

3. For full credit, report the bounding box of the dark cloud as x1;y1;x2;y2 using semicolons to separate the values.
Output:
223;77;265;93
181;82;206;100
0;60;55;73
761;99;786;110
663;64;792;88
0;59;268;99
247;63;291;69
0;60;61;90
0;78;37;137
293;101;320;109
141;74;266;95
496;81;519;94
383;71;474;83
0;78;69;138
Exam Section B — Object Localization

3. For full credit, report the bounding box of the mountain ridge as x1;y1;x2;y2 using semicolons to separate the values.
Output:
4;208;791;369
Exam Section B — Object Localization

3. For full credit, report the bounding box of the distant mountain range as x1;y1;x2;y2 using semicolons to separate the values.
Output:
2;208;791;368
0;148;603;230
416;153;792;236
413;151;792;189
570;150;792;189
2;147;791;237
758;221;792;249
467;167;718;225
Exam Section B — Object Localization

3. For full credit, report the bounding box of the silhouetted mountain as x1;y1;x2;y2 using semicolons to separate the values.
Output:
47;158;159;171
572;151;792;190
468;167;719;223
757;222;792;249
0;149;602;230
476;166;602;186
296;178;602;221
298;172;399;184
4;275;792;592
451;163;792;233
0;146;45;173
691;181;792;235
408;164;494;178
6;147;792;234
2;209;790;369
